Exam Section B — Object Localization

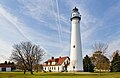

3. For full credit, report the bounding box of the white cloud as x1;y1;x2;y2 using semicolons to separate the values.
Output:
1;0;119;62
101;1;120;56
0;4;71;62
0;5;54;62
17;0;71;56
21;0;100;40
109;39;120;52
18;0;70;34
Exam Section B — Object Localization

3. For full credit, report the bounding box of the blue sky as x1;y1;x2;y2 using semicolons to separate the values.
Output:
0;0;120;63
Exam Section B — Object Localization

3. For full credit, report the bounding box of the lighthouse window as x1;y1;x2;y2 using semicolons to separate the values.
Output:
73;45;75;48
73;14;75;16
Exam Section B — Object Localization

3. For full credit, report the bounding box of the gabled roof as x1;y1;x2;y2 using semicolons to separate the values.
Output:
43;56;69;66
0;63;14;67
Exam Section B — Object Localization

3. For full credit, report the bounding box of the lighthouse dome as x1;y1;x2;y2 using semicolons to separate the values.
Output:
71;7;81;21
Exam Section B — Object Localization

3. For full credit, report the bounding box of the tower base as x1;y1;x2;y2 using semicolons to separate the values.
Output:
68;66;83;72
68;70;83;72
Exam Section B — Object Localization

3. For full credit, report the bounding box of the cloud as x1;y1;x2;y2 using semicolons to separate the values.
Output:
0;5;29;62
18;0;70;35
17;0;71;56
0;3;70;62
1;0;120;62
0;0;103;62
109;39;120;53
66;0;120;57
0;4;54;62
100;1;120;56
0;54;9;63
27;1;98;38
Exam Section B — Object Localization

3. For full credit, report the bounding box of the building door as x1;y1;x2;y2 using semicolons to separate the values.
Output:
2;68;6;71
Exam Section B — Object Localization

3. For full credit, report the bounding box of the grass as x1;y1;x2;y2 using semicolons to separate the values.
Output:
0;72;120;78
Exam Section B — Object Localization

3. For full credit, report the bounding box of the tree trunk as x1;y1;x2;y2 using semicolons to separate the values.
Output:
36;64;38;73
36;69;38;73
24;70;26;74
30;65;33;74
30;69;33;74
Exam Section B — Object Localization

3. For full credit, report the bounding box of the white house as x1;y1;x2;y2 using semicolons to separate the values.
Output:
0;63;15;72
42;56;70;72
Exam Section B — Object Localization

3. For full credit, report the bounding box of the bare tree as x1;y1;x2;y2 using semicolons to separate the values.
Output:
92;42;109;74
10;42;44;74
92;42;108;54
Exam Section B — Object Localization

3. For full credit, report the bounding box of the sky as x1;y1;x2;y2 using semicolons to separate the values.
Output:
0;0;120;63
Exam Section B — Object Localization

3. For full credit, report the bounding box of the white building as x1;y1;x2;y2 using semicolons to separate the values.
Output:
0;63;15;72
42;56;70;72
69;7;83;71
42;7;83;72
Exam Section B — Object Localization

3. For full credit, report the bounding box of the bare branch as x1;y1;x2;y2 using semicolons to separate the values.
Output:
92;42;108;54
10;42;45;74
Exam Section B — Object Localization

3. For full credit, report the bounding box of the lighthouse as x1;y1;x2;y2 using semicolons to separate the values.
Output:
69;7;83;71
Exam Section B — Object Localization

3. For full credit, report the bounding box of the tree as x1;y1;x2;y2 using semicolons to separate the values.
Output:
110;50;120;72
91;54;110;72
83;55;94;72
91;42;110;72
33;64;43;72
92;42;108;54
10;42;44;74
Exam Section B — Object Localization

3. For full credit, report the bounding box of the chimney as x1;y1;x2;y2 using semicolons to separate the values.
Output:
51;57;54;60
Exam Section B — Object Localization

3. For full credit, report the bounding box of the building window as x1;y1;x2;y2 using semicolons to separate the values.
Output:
67;60;69;64
65;62;66;65
73;14;75;16
52;67;53;70
45;67;46;70
48;62;50;65
62;66;64;70
73;45;75;48
54;67;56;70
58;67;59;71
2;68;6;71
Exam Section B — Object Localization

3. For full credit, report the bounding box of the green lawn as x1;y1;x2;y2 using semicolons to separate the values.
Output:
0;72;120;78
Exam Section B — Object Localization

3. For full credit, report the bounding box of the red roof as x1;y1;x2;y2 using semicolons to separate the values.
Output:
43;56;69;66
0;63;14;67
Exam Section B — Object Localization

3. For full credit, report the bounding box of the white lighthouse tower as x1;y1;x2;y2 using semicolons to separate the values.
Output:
69;7;83;71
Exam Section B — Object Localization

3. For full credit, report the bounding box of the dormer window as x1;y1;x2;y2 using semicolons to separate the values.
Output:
48;62;50;65
52;62;56;65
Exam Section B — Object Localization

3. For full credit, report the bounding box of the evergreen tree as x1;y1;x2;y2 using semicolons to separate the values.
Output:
111;51;120;72
83;55;94;72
